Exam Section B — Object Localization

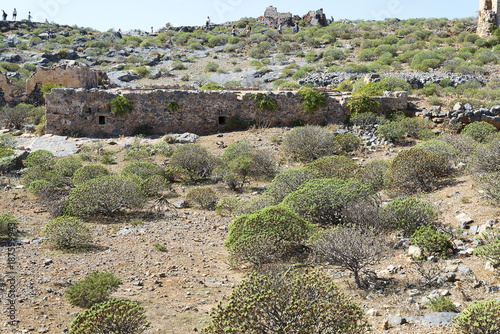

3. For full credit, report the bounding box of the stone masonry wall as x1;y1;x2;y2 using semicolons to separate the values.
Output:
0;72;13;99
26;61;99;95
478;0;500;37
45;88;408;137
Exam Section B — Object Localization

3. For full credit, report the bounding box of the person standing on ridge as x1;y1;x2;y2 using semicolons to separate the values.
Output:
246;24;251;37
28;11;32;22
278;23;283;35
12;8;17;21
206;16;210;28
2;10;7;21
232;25;236;36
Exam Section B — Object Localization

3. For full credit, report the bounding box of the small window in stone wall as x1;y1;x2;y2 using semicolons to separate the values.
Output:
99;116;106;125
218;116;227;125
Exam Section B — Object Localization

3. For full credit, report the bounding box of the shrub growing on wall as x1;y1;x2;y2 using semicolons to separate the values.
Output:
248;93;280;112
297;88;327;113
110;96;133;116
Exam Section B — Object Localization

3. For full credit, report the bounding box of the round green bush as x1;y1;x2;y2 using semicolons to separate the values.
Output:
357;159;390;192
415;139;460;163
304;155;359;179
202;270;369;333
170;143;217;180
379;197;439;236
346;94;381;115
462;121;497;142
265;168;318;203
69;299;148;334
215;197;239;216
0;214;17;238
65;175;146;217
438;133;478;163
41;216;93;249
474;229;500;267
121;161;163;180
54;156;82;178
411;225;452;257
72;165;109;186
234;194;276;217
385;148;450;194
282;125;335;162
226;205;312;266
23;149;55;170
140;175;169;198
186;187;218;210
351;112;377;127
468;137;500;174
282;178;376;226
376;121;406;142
66;271;122;308
400;117;433;138
478;172;500;204
453;299;500;334
334;133;361;153
28;179;56;195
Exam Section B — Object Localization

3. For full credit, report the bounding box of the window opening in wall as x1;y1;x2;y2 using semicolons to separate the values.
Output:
218;116;227;125
99;116;106;125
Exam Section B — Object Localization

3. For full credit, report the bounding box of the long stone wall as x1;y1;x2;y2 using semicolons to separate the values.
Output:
45;88;407;137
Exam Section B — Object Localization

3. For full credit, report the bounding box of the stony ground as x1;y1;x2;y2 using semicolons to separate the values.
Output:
0;127;499;333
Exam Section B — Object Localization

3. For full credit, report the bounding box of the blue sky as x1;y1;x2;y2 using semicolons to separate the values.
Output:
6;0;477;32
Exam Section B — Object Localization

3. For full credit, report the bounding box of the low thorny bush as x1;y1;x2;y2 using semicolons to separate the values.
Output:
41;216;93;249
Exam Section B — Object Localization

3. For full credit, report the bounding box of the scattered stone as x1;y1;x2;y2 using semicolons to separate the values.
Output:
173;200;187;209
407;312;458;326
389;315;406;326
366;308;381;316
408;246;422;258
176;133;200;143
455;213;473;224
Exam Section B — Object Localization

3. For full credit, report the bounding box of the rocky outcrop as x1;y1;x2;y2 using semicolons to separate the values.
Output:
25;60;99;95
303;9;328;27
260;6;328;27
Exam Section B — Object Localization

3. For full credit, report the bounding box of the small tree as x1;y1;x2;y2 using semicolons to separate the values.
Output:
69;299;149;334
313;224;387;288
202;270;369;333
41;216;93;249
66;271;122;308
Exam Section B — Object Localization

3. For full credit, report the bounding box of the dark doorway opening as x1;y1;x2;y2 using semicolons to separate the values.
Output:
99;116;106;125
218;116;227;125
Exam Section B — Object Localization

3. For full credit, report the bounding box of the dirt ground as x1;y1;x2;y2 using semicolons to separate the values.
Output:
1;127;499;333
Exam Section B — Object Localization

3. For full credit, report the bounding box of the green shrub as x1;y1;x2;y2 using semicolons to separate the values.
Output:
347;94;381;115
125;149;149;161
248;93;279;112
411;225;451;257
357;159;390;192
110;96;133;116
297;88;327;113
54;156;82;177
205;62;219;72
141;175;169;198
234;195;276;217
265;168;318;203
134;65;150;78
415;139;460;163
478;172;500;204
72;165;109;186
467;137;500;174
427;296;459;313
453;300;500;334
282;125;335;162
400;117;433;138
40;83;64;97
41;216;93;249
202;270;369;334
65;175;146;217
304;155;359;179
379;197;439;236
385;148;450;194
0;103;40;129
23;149;55;170
66;272;122;308
282;178;376;227
215;197;239;216
475;229;500;268
186;187;218;210
28;179;56;195
0;214;17;238
226;205;312;266
200;81;223;90
121;161;163;180
351;112;377;127
418;129;436;141
376;121;406;142
438;133;478;163
462;121;497;142
334;133;361;153
170;143;217;180
167;101;179;111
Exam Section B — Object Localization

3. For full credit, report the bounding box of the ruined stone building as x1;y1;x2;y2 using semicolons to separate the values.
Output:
478;0;500;37
44;88;407;137
25;61;99;95
259;6;328;27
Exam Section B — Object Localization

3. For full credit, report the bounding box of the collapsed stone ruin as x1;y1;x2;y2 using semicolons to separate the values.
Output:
478;0;500;37
259;6;328;27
